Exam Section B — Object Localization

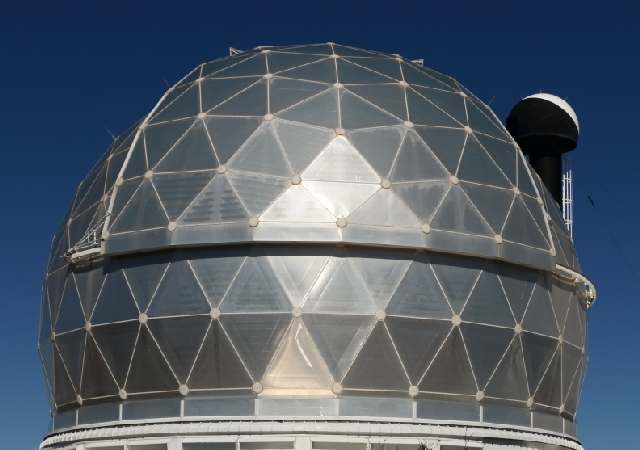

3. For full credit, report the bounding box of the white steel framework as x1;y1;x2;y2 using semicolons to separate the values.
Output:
562;154;573;238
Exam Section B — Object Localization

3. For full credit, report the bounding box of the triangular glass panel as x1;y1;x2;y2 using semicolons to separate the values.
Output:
419;327;477;394
56;277;85;333
457;136;511;188
386;260;452;319
523;280;559;337
341;90;402;129
333;44;380;58
270;78;328;113
406;90;460;127
521;332;558;395
462;270;515;327
261;185;335;222
220;313;291;381
110;179;168;233
523;195;548;239
342;322;409;390
390;129;448;182
110;179;142;223
422;67;459;91
92;271;139;324
562;342;582;398
214;54;267;77
461;182;514;234
466;99;507;139
337;59;395;84
46;268;68;323
211;80;267;116
154;120;218;172
106;147;128;186
387;317;451;384
503;195;549;249
402;63;451;90
148;316;210;383
268;52;325;74
346;84;406;120
279;88;339;128
498;265;538;323
534;346;562;407
75;165;107;214
345;57;402;81
205;116;262;164
201;77;261;112
202;55;252;77
262;318;333;394
229;123;291;176
393;180;449;222
415;126;467;175
303;136;379;182
92;322;139;386
189;249;245;307
304;182;379;218
74;266;105;321
221;256;291;313
122;253;171;312
227;170;290;216
56;330;86;389
148;260;210;316
277;58;337;84
303;259;376;315
485;335;530;401
555;235;571;267
81;333;118;399
153;171;213;220
551;281;573;334
153;82;190;115
304;313;375;382
151;85;199;123
348;126;404;177
125;325;178;393
178;174;248;224
39;299;54;384
517;152;539;197
274;119;334;173
461;323;513;390
54;350;77;405
564;298;584;348
280;43;333;55
475;134;517;185
564;358;584;414
347;250;411;309
267;251;330;306
188;320;253;389
349;188;421;228
430;185;494;236
429;253;483;314
413;87;466;124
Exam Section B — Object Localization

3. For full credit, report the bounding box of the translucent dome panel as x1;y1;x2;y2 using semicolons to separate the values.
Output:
55;44;559;272
40;245;587;423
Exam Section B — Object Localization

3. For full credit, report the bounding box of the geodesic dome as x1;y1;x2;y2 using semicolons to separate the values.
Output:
40;43;591;445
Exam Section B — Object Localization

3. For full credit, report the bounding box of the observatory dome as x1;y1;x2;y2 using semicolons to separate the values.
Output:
40;43;592;448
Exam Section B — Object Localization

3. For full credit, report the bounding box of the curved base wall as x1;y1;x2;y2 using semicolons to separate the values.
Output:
41;419;583;450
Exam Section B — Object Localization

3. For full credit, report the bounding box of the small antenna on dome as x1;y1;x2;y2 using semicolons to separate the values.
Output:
103;125;116;141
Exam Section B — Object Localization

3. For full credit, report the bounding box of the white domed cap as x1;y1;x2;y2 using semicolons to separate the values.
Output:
523;93;579;132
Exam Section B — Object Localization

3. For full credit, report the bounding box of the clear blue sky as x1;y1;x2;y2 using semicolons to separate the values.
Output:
0;2;637;449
